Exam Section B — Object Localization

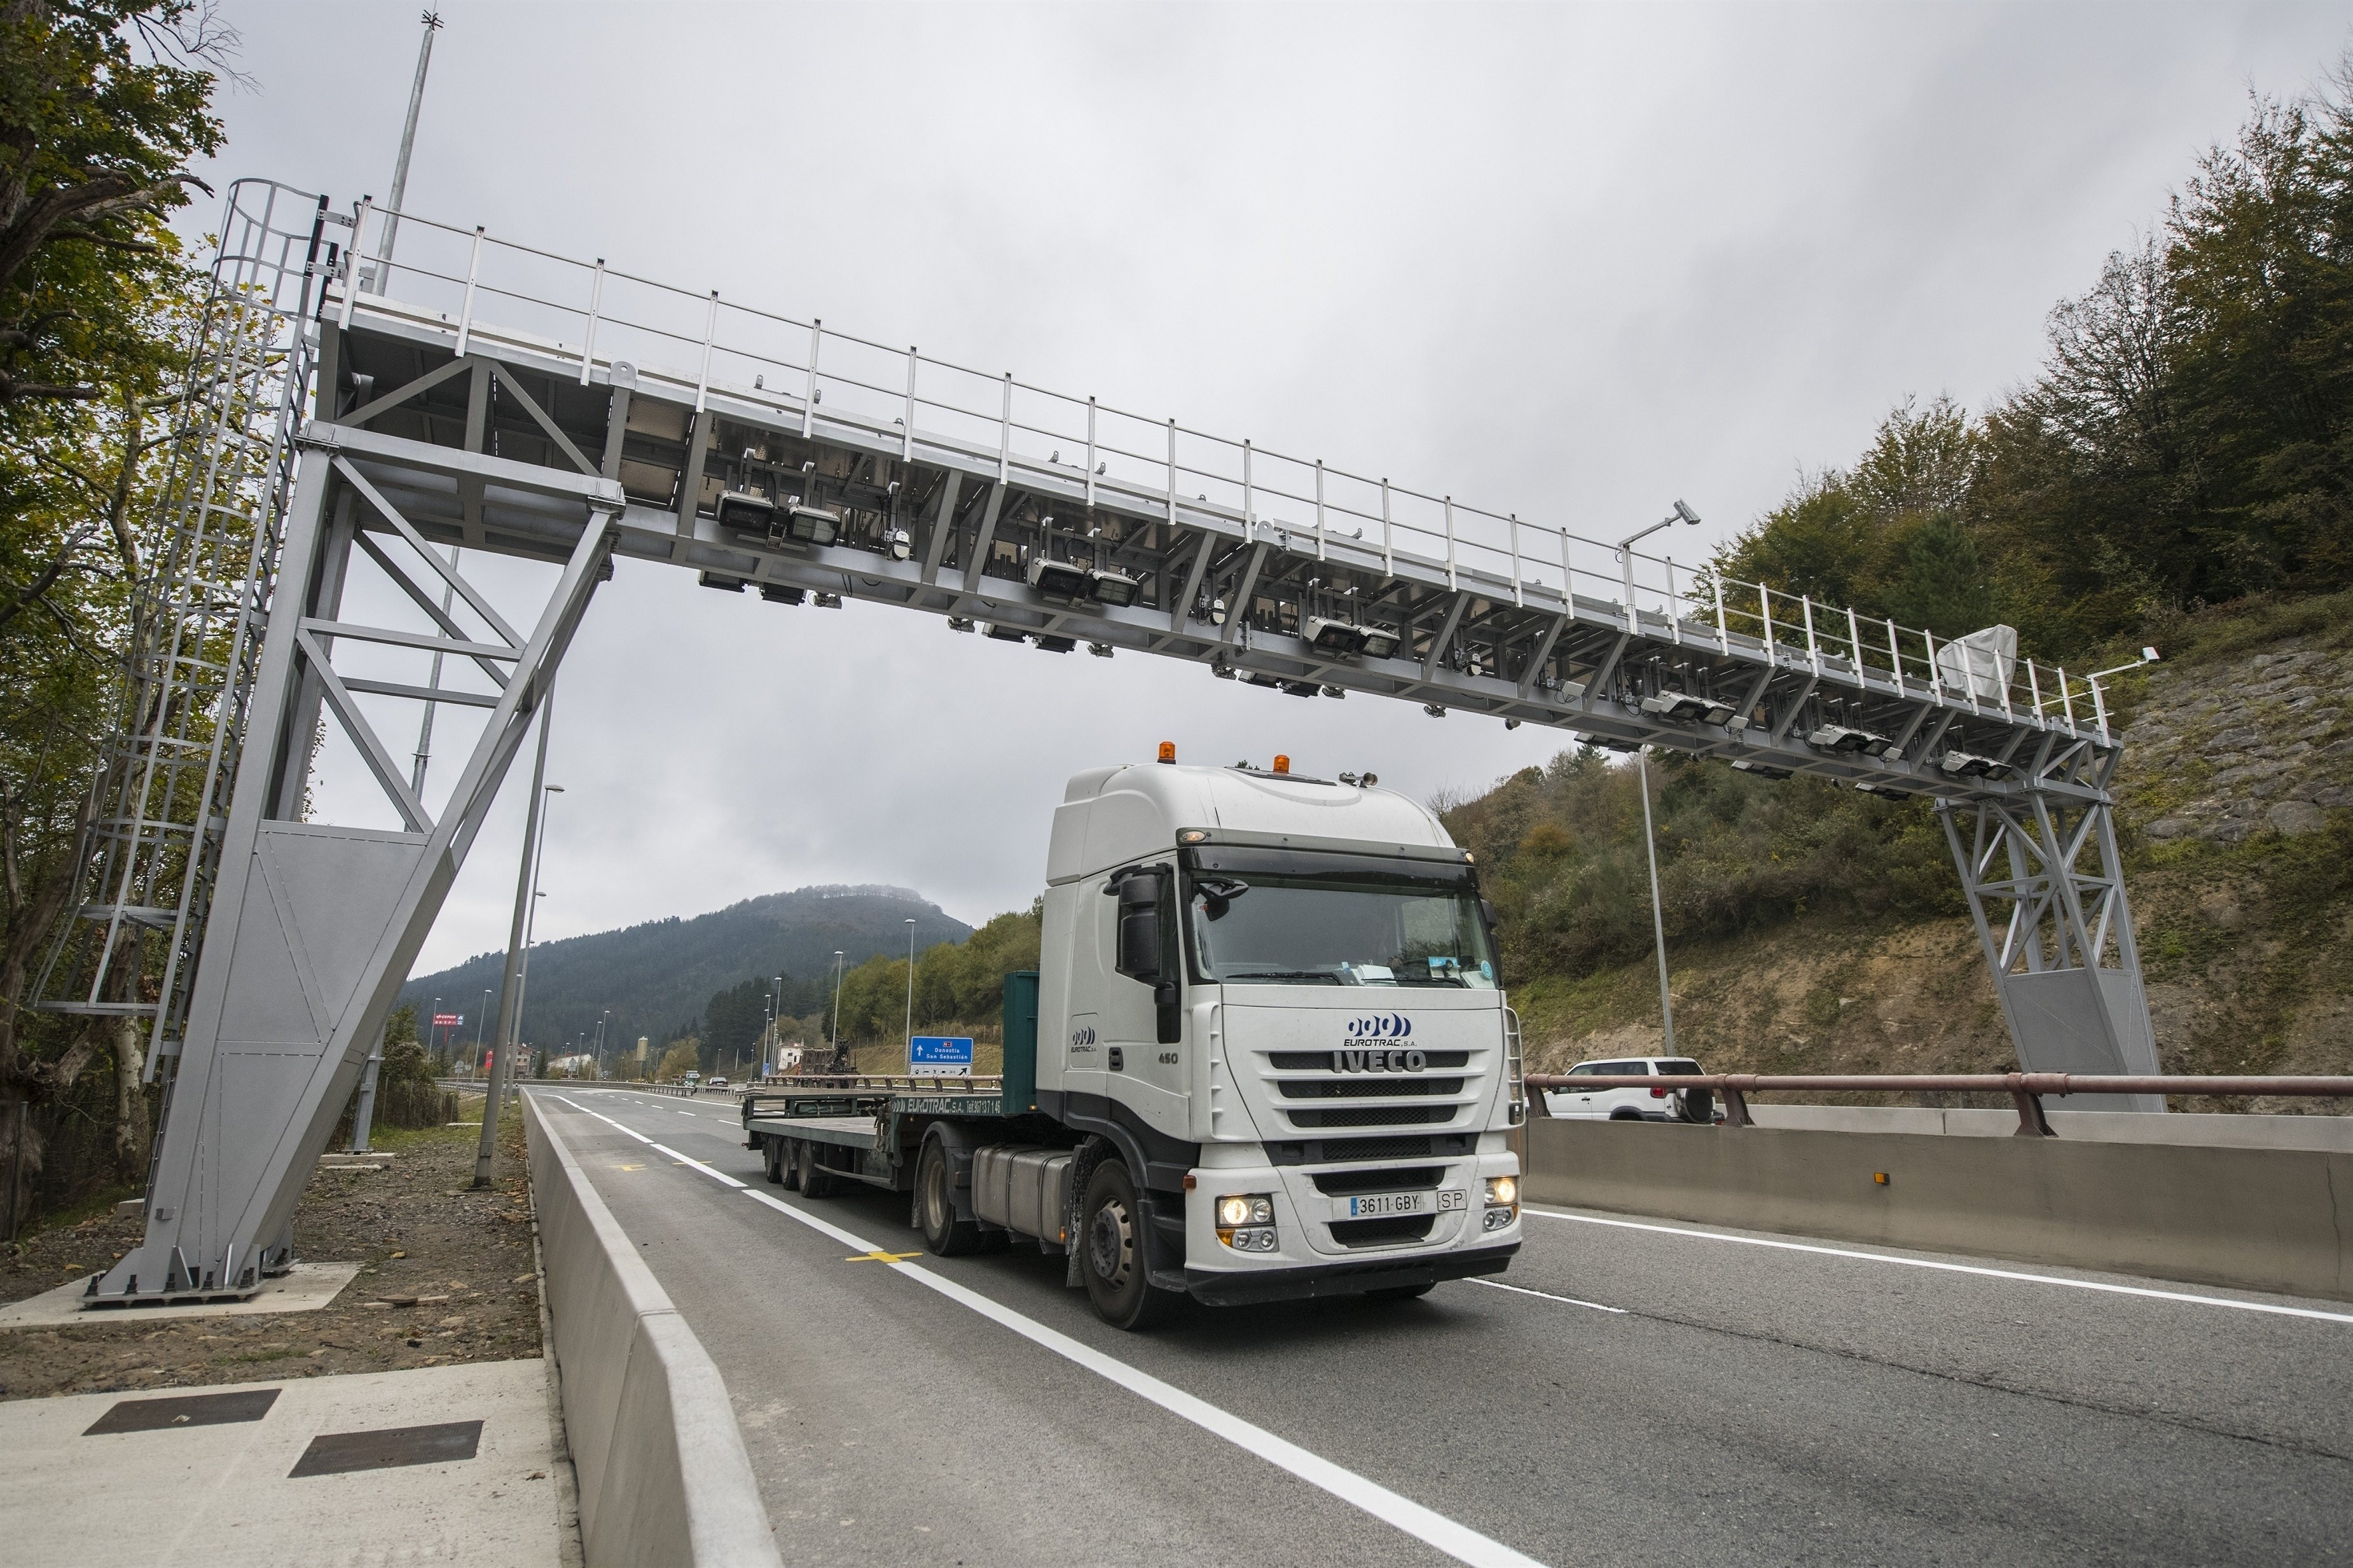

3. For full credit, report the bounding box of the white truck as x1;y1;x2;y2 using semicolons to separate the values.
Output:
741;756;1527;1328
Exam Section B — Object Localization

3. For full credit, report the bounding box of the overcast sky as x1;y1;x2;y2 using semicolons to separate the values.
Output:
193;2;2350;978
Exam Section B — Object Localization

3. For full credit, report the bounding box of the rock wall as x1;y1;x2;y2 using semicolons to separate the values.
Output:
2128;645;2349;844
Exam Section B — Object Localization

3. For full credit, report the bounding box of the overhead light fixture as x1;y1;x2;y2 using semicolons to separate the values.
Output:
1303;615;1367;657
1318;685;1346;699
1243;671;1285;692
1732;759;1793;780
759;584;805;605
783;502;841;546
1641;692;1735;726
1938;750;2011;780
1807;723;1891;753
1197;593;1227;627
1423;704;1447;718
1504;718;1522;730
1851;780;1905;797
813;591;843;609
886;527;913;561
1088;642;1115;658
1028;557;1091;601
1278;680;1319;698
1358;624;1402;660
983;622;1028;643
1088;568;1140;608
714;490;775;536
946;616;975;633
1033;633;1078;653
697;572;748;593
1211;660;1236;680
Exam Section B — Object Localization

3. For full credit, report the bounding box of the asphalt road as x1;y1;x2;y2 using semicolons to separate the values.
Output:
530;1087;2353;1567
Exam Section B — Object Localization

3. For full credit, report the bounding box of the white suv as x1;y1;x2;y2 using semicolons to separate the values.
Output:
1543;1056;1716;1123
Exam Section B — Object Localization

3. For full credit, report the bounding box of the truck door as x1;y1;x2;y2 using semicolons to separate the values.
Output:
1101;863;1188;1139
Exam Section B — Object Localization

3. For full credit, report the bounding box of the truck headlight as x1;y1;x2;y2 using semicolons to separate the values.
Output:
1484;1175;1518;1207
1223;1226;1279;1252
1217;1193;1273;1228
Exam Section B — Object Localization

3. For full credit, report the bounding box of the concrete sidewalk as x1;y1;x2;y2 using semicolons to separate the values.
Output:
0;1358;570;1567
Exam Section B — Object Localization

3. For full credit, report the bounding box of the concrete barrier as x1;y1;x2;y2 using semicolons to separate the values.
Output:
1746;1104;2353;1152
523;1093;783;1567
1522;1119;2353;1303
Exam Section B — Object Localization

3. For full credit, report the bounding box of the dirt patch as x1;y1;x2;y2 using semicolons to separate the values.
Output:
0;1103;542;1401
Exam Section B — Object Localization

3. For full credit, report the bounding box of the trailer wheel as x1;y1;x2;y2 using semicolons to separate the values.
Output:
780;1139;804;1192
761;1137;785;1186
1078;1160;1182;1330
915;1138;990;1256
798;1140;839;1199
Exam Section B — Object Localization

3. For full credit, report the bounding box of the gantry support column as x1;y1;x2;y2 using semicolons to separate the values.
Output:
1938;796;2163;1113
96;432;619;1302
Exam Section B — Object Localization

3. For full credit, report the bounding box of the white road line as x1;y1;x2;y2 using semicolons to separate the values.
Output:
545;1093;1545;1568
1524;1206;2353;1325
1465;1277;1625;1314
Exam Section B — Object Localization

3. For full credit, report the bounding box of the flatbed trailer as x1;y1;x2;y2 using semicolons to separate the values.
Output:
737;975;1063;1205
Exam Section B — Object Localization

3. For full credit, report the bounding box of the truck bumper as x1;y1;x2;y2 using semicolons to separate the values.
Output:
1183;1241;1518;1307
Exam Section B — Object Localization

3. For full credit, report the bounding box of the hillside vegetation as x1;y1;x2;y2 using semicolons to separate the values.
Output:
1452;70;2353;1097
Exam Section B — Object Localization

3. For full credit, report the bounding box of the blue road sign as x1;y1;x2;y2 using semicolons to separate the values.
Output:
910;1035;976;1076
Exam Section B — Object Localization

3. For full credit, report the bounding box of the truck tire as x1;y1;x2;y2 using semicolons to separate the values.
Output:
915;1137;991;1256
1078;1160;1182;1330
762;1137;785;1185
799;1140;839;1199
780;1139;804;1192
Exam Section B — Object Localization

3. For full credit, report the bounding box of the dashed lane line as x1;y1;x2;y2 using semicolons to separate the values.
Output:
544;1093;1548;1568
1523;1206;2353;1326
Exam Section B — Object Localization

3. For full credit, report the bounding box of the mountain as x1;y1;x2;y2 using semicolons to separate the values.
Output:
399;884;971;1062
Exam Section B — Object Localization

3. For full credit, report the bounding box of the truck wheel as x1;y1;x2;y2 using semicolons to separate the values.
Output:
1078;1160;1182;1330
780;1139;804;1192
916;1138;990;1256
762;1137;785;1186
798;1141;838;1199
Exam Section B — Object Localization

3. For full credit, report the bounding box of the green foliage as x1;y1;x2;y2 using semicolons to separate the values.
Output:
1715;65;2353;661
654;1038;701;1082
1444;748;1957;985
829;904;1043;1045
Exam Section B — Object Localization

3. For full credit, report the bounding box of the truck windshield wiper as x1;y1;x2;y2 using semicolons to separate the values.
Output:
1222;969;1341;984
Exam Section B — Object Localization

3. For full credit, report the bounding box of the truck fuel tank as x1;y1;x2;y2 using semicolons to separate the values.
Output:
972;1146;1075;1246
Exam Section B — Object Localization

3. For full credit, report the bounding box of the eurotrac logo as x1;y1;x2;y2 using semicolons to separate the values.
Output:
1334;1015;1423;1073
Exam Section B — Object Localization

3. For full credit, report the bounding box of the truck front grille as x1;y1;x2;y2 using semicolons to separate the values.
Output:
1311;1166;1445;1195
1328;1215;1437;1247
1277;1077;1465;1099
1287;1104;1452;1128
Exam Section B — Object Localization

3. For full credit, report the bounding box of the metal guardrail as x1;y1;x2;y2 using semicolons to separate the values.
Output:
1524;1073;2353;1138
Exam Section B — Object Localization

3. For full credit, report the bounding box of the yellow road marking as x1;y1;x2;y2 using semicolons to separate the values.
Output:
614;1164;645;1171
845;1250;923;1263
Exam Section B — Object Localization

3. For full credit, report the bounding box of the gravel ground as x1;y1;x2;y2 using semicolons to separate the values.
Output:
0;1108;542;1400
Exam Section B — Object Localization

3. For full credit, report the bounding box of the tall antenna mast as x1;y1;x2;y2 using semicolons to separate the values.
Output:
374;10;443;281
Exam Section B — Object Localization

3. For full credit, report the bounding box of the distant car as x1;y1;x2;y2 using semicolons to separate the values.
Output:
1543;1056;1716;1123
705;1076;729;1091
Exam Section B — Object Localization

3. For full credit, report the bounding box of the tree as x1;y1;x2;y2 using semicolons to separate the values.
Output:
655;1038;702;1082
0;1;231;1232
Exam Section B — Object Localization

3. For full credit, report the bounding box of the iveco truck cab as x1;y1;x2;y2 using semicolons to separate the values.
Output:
1025;754;1524;1324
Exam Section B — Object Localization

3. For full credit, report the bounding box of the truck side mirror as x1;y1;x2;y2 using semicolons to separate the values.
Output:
1114;874;1163;984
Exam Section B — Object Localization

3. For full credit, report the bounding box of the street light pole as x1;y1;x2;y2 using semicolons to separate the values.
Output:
830;949;845;1071
1617;500;1701;624
473;987;490;1076
474;692;556;1188
1636;746;1677;1056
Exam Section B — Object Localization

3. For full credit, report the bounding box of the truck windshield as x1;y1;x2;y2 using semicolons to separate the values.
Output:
1182;851;1496;988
